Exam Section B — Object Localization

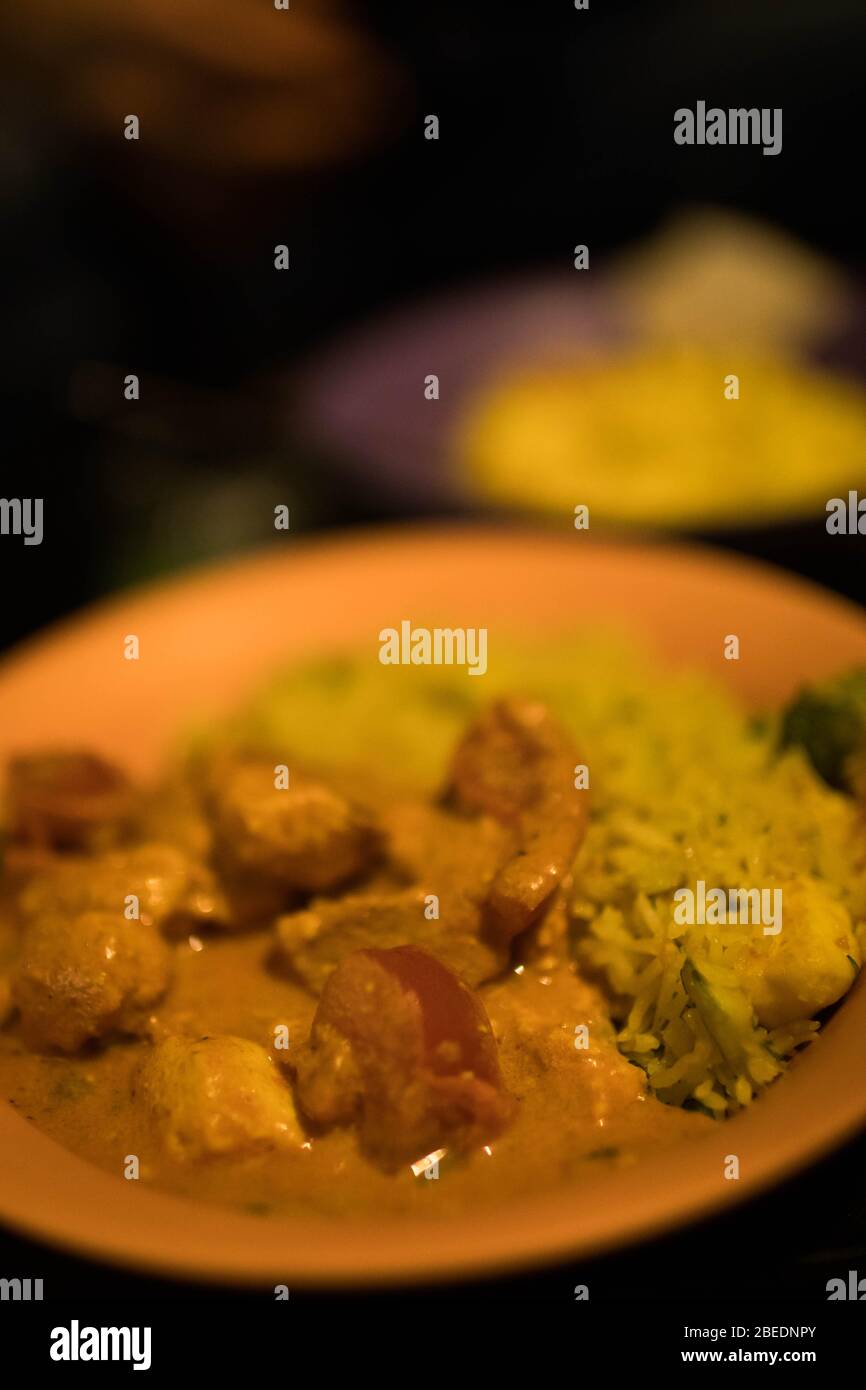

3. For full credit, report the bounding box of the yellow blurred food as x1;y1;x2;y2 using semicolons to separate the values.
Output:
458;349;866;528
606;208;851;357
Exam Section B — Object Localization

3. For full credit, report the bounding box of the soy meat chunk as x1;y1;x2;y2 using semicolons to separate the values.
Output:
273;798;516;989
276;886;507;992
208;762;382;914
449;698;589;942
381;798;515;902
134;1035;303;1161
19;843;230;935
293;945;514;1169
6;751;133;851
13;911;171;1052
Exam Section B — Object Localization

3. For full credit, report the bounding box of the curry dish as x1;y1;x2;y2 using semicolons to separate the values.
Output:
0;694;711;1219
0;645;862;1219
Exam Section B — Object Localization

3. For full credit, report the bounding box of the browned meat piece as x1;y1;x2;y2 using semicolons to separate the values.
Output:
13;910;171;1052
6;751;133;852
450;696;582;825
292;945;514;1169
449;698;589;944
18;843;231;935
206;760;382;921
275;886;507;992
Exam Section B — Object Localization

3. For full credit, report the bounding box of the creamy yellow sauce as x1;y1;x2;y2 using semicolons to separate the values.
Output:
0;914;708;1219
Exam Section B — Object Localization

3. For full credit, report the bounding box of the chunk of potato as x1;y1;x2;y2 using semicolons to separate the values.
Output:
13;910;171;1052
134;1034;303;1161
727;877;861;1029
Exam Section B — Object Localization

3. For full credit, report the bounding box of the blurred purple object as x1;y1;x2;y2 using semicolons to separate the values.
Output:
295;273;620;508
813;283;866;381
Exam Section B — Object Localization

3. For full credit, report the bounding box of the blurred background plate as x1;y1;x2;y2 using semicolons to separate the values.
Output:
296;210;866;529
295;272;620;510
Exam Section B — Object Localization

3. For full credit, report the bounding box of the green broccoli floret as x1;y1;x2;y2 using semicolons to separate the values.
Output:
779;669;866;789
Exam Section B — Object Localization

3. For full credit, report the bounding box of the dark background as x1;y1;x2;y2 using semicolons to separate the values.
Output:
1;0;865;1303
